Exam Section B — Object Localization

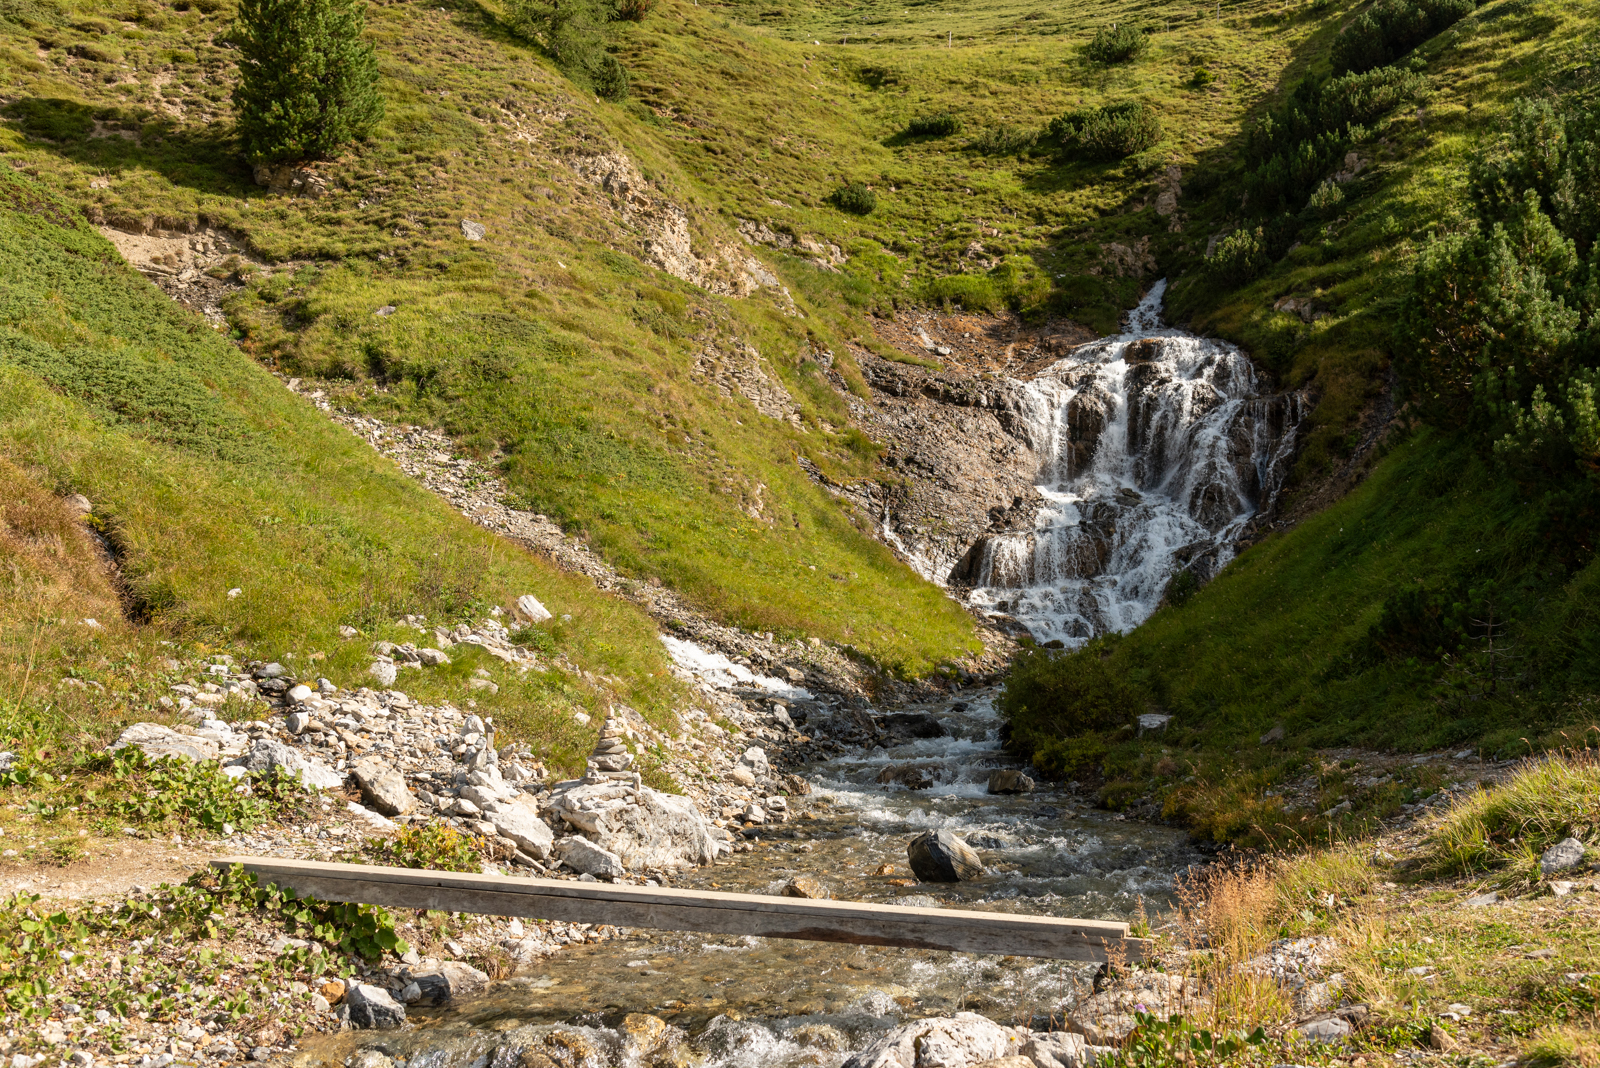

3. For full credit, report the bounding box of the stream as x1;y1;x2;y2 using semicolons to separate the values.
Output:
294;691;1204;1068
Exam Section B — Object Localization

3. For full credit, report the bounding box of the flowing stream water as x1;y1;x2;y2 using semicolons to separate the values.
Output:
966;281;1304;645
296;692;1205;1068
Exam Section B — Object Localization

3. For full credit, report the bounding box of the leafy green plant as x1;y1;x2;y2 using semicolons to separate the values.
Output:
1188;66;1215;88
358;824;483;873
829;181;877;215
82;746;307;834
202;864;410;959
231;0;384;164
1084;24;1147;63
1049;101;1162;160
907;112;962;137
1101;1013;1266;1068
999;637;1145;756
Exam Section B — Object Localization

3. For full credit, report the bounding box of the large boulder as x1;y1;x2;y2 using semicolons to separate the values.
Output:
876;713;948;745
907;830;984;883
110;723;217;763
229;738;344;790
842;1012;1024;1068
351;757;415;817
402;960;488;1005
1067;972;1203;1044
555;836;625;879
344;982;406;1030
547;783;719;870
490;800;555;860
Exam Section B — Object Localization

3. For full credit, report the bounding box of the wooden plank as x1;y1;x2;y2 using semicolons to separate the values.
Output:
212;856;1149;962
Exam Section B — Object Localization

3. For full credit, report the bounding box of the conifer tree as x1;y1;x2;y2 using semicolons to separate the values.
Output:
232;0;384;164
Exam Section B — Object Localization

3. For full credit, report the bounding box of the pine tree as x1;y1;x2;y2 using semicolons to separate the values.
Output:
231;0;384;165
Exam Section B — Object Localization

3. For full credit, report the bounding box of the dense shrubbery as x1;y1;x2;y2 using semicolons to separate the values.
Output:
998;639;1144;779
1085;24;1148;64
1206;226;1270;284
1331;0;1474;74
968;124;1039;155
506;0;632;97
1049;101;1161;161
1397;96;1600;492
829;181;877;215
1243;67;1425;212
231;0;383;164
907;112;961;137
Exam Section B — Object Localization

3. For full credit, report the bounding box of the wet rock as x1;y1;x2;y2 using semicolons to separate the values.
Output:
790;1024;849;1051
403;960;488;1004
351;757;415;816
489;801;555;860
110;723;217;763
1540;838;1586;875
556;836;626;879
619;1013;667;1056
876;713;948;745
348;1052;393;1068
230;738;344;790
907;830;985;883
843;1012;1022;1068
987;769;1035;794
877;764;934;790
783;875;830;899
345;982;406;1029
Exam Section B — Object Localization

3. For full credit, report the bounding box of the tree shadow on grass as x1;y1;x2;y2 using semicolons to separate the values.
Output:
2;97;253;198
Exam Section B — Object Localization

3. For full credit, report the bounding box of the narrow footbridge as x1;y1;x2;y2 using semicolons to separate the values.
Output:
214;857;1149;963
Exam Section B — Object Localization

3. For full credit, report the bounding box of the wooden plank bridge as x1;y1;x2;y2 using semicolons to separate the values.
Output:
214;857;1150;962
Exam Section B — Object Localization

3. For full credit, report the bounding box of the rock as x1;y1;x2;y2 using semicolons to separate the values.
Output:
468;678;499;694
351;757;415;816
987;769;1035;795
490;802;555;860
344;982;406;1029
877;764;934;790
339;625;360;638
287;683;314;703
418;648;451;667
403;960;489;1004
907;829;984;883
549;784;720;870
370;661;399;687
555;836;626;879
347;801;398;832
971;1059;1036;1068
230;738;344;790
374;306;396;318
1021;1031;1087;1068
286;712;311;735
1322;800;1352;818
1426;1023;1457;1052
1465;891;1499;907
743;803;767;824
730;765;757;787
739;746;770;776
783;875;829;899
1551;880;1575;897
1540;838;1586;875
1068;972;1203;1044
842;1012;1022;1068
110;723;218;763
1259;724;1285;744
320;979;346;1003
875;713;948;744
513;594;553;623
461;219;486;241
619;1014;667;1055
1295;1016;1350;1043
254;662;289;680
1137;714;1171;734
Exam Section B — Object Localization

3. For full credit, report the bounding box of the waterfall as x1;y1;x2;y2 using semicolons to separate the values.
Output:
965;280;1305;645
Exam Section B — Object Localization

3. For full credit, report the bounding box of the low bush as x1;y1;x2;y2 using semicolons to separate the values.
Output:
1331;0;1474;74
968;124;1039;155
829;181;876;215
1085;24;1148;64
610;0;654;21
906;112;961;137
358;824;483;873
1205;226;1269;285
1049;101;1162;161
998;638;1146;776
591;52;629;100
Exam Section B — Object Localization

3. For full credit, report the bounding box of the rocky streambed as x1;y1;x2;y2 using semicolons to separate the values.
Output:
283;676;1212;1068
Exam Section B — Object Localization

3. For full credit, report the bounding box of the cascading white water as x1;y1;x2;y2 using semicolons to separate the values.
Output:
967;281;1304;645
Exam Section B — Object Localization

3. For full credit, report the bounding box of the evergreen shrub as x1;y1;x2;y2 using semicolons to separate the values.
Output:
830;182;876;215
1049;101;1161;161
1085;24;1148;64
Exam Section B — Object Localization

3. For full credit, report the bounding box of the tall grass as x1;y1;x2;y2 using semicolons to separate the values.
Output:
1424;748;1600;879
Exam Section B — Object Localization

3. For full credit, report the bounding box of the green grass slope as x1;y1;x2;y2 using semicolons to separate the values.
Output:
0;165;675;772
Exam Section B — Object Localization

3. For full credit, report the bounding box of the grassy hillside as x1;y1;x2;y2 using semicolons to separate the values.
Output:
0;165;676;773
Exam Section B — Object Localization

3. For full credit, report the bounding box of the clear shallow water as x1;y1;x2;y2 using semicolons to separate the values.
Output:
294;694;1201;1066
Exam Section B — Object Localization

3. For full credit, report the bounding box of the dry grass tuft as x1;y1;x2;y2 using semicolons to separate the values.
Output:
1424;748;1600;881
1524;1025;1600;1068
